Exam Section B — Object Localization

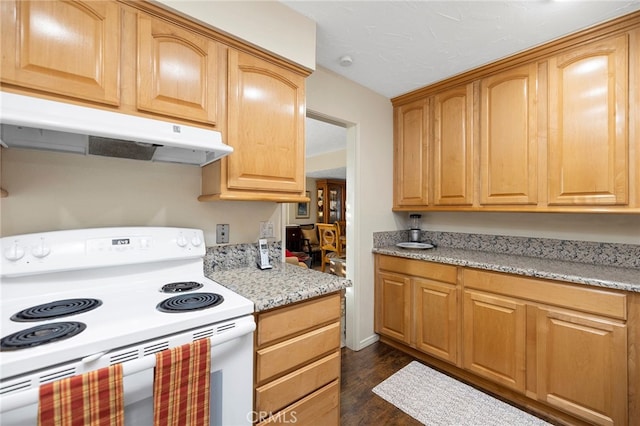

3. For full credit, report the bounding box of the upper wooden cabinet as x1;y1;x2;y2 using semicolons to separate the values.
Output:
394;98;430;207
547;34;629;206
392;12;640;213
433;84;474;206
1;0;120;105
480;64;538;205
1;0;310;202
200;49;307;201
226;50;305;193
136;13;223;127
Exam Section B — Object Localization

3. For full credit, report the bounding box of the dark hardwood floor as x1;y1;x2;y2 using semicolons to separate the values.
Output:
340;341;422;425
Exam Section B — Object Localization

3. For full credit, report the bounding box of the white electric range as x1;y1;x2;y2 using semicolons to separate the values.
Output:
0;227;255;425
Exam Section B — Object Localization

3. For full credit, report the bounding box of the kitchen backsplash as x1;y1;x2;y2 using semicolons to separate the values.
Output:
373;230;640;269
204;241;282;274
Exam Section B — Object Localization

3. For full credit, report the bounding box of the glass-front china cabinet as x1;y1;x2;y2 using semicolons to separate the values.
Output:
316;179;345;224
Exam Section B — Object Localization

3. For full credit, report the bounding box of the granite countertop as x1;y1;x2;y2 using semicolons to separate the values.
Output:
206;263;352;312
373;245;640;293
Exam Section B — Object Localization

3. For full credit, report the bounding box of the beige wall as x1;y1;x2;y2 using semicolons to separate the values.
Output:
156;0;316;70
306;149;347;173
410;212;640;244
286;150;348;226
306;67;395;350
0;149;281;245
286;178;317;227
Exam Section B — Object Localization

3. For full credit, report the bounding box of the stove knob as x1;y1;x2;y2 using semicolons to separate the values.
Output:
32;239;51;258
4;242;25;261
176;234;188;247
191;235;203;247
139;238;151;249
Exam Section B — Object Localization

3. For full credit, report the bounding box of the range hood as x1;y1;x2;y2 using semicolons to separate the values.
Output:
0;92;233;166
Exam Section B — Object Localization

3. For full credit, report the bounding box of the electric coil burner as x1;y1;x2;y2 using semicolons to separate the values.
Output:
10;298;102;322
157;292;224;313
0;322;86;352
160;281;204;293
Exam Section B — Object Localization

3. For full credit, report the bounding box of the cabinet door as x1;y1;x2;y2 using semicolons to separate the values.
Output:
394;98;429;207
1;0;120;105
433;84;474;205
548;35;628;205
327;183;344;223
375;271;411;344
537;308;627;426
480;64;538;205
414;278;457;364
463;290;526;392
227;50;305;193
317;187;325;222
137;13;221;126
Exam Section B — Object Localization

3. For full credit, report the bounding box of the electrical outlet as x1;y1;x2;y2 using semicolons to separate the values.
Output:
259;221;274;238
216;224;229;244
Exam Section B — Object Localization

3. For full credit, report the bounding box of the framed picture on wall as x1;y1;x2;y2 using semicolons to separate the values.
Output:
296;191;311;219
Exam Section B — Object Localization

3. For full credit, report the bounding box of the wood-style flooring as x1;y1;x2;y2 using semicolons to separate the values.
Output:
340;341;422;425
340;341;560;426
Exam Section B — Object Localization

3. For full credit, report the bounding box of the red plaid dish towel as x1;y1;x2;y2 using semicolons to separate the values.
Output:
38;364;124;426
154;338;211;426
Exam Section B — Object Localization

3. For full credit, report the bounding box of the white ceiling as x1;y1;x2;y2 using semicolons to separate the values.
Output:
292;0;640;177
284;1;640;99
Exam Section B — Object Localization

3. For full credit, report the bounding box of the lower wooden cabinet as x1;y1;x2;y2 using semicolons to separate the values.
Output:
257;380;340;426
375;270;411;344
374;254;632;425
414;277;458;364
462;290;526;393
374;255;459;364
254;292;341;425
536;307;627;426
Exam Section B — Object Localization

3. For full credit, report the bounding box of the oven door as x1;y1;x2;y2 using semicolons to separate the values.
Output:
0;317;255;426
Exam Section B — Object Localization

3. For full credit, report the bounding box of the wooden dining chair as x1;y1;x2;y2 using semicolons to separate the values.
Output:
317;223;344;272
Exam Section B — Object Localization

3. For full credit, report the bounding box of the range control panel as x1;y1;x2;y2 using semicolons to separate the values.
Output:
1;227;205;277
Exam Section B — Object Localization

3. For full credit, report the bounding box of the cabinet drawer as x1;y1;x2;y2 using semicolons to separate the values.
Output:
463;269;627;320
377;255;457;283
255;350;340;416
257;293;341;347
257;379;340;426
256;322;340;384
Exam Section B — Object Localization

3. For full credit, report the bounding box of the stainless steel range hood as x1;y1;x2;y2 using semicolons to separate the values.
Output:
0;92;233;166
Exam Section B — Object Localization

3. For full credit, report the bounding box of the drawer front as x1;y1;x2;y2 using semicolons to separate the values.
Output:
257;293;341;347
255;350;340;416
463;269;627;320
377;255;457;283
256;322;340;384
257;379;340;426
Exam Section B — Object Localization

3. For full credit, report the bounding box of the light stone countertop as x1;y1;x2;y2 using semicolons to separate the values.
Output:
373;246;640;293
206;263;352;312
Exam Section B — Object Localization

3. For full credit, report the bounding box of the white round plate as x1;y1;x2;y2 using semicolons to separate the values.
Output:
396;242;434;249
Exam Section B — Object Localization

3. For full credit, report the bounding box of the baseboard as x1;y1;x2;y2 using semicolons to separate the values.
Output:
354;333;379;351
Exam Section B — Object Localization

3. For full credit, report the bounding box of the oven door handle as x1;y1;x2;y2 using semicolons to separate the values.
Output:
0;320;255;413
122;319;256;376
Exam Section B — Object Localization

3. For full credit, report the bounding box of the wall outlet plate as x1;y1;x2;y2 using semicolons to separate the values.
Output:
259;221;274;238
216;224;229;244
